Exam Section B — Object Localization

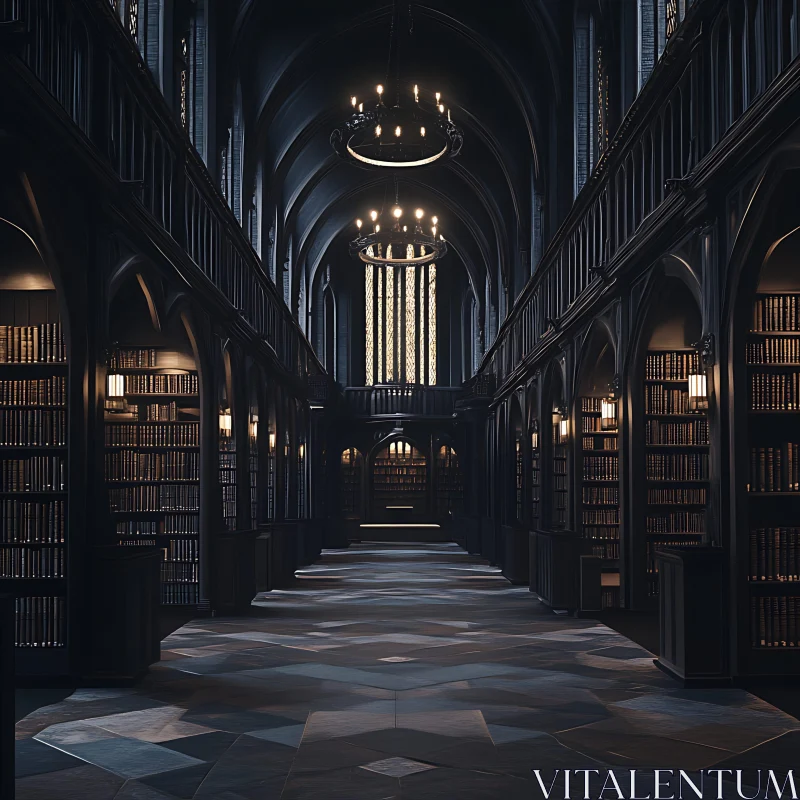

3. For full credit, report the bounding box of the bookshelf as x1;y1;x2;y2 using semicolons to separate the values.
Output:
267;424;276;520
105;347;200;606
643;349;708;597
249;408;258;529
341;447;363;518
219;407;236;532
581;396;621;608
296;440;306;518
531;424;540;529
552;421;568;528
514;439;523;521
746;292;800;661
435;445;463;517
373;441;427;512
0;289;68;657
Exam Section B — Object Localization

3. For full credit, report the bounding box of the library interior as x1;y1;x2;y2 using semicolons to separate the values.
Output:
3;0;800;798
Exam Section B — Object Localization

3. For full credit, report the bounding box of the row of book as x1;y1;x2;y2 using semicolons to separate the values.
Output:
583;436;617;450
373;467;427;476
115;515;199;536
0;546;64;578
647;487;707;505
646;512;705;533
589;542;619;560
374;477;427;485
751;596;800;647
163;539;199;561
583;527;620;542
0;324;66;364
581;398;604;412
15;595;65;646
749;445;800;492
583;456;618;481
583;509;619;524
110;349;159;368
752;295;800;332
601;586;621;609
105;422;199;447
582;418;608;433
747;338;800;365
144;403;181;422
108;485;200;512
646;351;700;381
117;374;198;395
161;584;198;605
0;409;66;446
749;528;800;581
119;539;156;547
582;486;618;505
750;372;800;410
105;451;199;482
645;419;709;445
160;563;198;582
1;456;65;492
0;500;65;542
0;377;66;407
646;453;709;481
645;387;693;415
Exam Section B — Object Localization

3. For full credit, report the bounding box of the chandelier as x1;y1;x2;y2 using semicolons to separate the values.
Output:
350;204;447;266
330;2;463;169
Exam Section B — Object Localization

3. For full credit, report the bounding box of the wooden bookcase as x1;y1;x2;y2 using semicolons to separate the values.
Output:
580;397;621;608
643;348;708;597
552;425;568;528
373;442;427;512
745;292;800;667
514;439;523;521
105;347;200;606
531;426;540;529
249;422;258;530
340;447;363;518
219;420;236;532
0;290;68;668
435;445;463;517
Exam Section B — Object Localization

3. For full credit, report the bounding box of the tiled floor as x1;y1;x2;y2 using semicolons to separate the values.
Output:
15;542;800;799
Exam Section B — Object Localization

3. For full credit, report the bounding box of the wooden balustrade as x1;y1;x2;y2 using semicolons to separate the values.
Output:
343;385;461;417
478;0;800;391
0;0;319;379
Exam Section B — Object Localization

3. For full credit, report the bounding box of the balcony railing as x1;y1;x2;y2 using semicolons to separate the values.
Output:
477;0;800;391
343;386;460;417
0;0;319;378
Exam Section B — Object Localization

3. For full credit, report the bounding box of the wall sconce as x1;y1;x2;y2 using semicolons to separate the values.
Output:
219;408;232;437
249;414;258;440
531;420;539;450
298;443;305;459
688;371;708;413
560;416;569;440
553;406;569;441
601;397;618;431
268;432;276;451
107;371;125;398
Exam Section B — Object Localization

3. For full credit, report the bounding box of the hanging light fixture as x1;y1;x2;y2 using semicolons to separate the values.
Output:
688;371;708;413
330;1;463;169
351;190;447;267
601;397;618;431
219;407;232;437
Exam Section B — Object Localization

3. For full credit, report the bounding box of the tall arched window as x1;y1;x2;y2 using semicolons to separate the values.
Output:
365;260;436;385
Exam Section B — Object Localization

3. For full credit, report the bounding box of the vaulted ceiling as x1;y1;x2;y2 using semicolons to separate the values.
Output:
217;0;573;322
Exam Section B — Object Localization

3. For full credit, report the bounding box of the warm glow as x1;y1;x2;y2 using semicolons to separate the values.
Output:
269;432;276;450
356;219;363;229
375;224;381;232
420;126;426;137
358;103;363;113
601;398;617;431
403;225;408;232
393;207;403;219
299;443;305;459
377;84;384;95
395;126;402;137
375;124;382;137
107;372;125;398
432;216;438;225
219;409;232;437
432;226;437;236
250;414;258;440
414;84;419;100
447;109;451;122
435;92;441;103
415;208;424;220
438;104;445;113
351;96;357;107
688;372;708;412
370;210;378;221
560;418;569;439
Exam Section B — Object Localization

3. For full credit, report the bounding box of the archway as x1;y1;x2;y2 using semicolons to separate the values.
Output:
370;438;427;521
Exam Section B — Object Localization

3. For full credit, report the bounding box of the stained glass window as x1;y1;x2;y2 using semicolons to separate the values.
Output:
128;0;138;39
666;0;678;38
365;262;436;386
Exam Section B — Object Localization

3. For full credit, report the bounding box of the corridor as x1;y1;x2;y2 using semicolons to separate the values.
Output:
15;544;800;799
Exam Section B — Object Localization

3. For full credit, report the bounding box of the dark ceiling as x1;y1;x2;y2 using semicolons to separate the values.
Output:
217;0;574;319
